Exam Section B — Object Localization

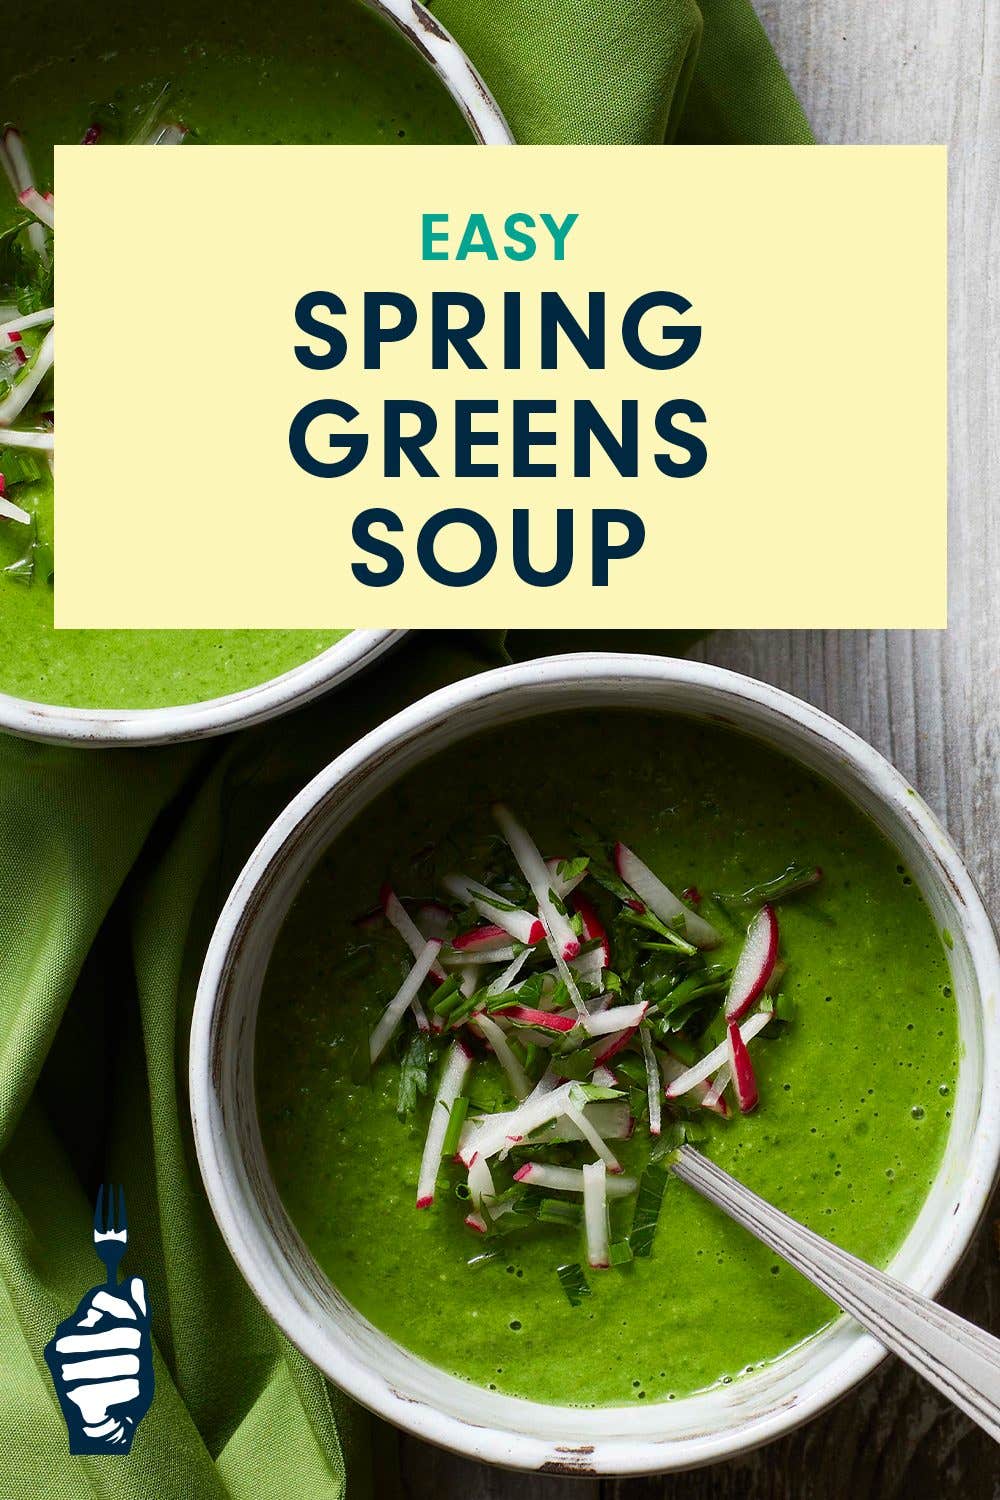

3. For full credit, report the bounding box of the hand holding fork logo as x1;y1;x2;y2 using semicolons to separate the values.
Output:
44;1186;154;1454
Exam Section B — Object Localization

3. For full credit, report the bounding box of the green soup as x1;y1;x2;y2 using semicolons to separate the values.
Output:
257;711;957;1407
1;0;469;709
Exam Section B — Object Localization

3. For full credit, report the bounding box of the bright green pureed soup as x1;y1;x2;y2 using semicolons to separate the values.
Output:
1;0;468;709
257;712;958;1406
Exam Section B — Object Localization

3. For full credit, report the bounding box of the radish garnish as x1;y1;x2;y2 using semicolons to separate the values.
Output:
380;884;447;984
582;1161;610;1268
143;121;190;146
0;428;54;451
369;938;442;1064
640;1028;662;1136
593;1021;643;1067
662;1007;774;1098
592;1064;618;1089
562;1102;622;1173
442;873;544;946
1;128;47;260
659;1049;729;1118
474;1012;530;1100
0;307;53;338
415;901;451;939
513;1162;638;1198
464;1211;488;1234
492;804;580;960
724;904;779;1023
18;187;54;228
581;1000;647;1037
0;326;54;427
569;945;605;984
458;1079;599;1166
701;1065;730;1113
545;856;588;900
416;1040;473;1207
467;1151;496;1211
613;842;720;949
573;893;611;967
491;1005;577;1033
0;496;31;525
451;924;511;953
486;949;530;996
727;1022;759;1113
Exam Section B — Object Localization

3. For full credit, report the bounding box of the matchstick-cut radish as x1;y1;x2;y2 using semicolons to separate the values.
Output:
659;1049;729;1118
563;1102;622;1173
416;1041;473;1207
727;1021;759;1113
581;1001;647;1037
0;496;31;525
451;923;514;953
492;804;580;960
459;1079;585;1166
18;187;54;228
415;901;451;939
464;1211;488;1234
442;873;545;946
380;884;448;983
369;939;442;1064
485;949;530;996
491;1005;577;1033
573;894;611;967
0;326;54;426
663;1007;773;1098
0;428;54;451
592;1021;643;1067
513;1162;638;1197
583;1160;610;1268
473;1012;530;1100
640;1028;662;1136
467;1151;496;1209
724;904;779;1023
613;842;720;948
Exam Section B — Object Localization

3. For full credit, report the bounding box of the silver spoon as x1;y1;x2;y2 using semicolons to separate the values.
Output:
670;1145;1000;1441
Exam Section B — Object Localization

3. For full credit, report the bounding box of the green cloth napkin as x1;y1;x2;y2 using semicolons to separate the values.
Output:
0;7;809;1496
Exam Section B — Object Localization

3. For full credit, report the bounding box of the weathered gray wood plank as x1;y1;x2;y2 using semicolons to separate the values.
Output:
396;1;999;1493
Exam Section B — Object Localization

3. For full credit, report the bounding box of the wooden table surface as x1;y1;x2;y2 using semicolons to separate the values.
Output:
385;3;1000;1493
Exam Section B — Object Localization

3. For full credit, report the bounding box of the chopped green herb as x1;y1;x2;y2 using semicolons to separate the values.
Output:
396;1033;431;1120
556;1262;591;1307
608;1240;633;1266
556;856;590;882
441;1095;470;1158
536;1198;581;1227
737;864;823;907
629;1165;668;1259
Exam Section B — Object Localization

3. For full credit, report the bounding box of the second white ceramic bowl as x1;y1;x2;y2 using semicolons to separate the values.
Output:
190;654;1000;1474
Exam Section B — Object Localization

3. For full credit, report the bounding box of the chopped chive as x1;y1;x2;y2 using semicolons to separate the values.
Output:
556;1262;591;1307
737;864;823;907
608;1240;633;1266
441;1096;469;1157
628;1165;668;1259
431;973;463;1016
537;1198;581;1227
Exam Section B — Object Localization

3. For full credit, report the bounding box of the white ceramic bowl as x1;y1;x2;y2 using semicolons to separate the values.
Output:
190;654;1000;1475
0;0;511;748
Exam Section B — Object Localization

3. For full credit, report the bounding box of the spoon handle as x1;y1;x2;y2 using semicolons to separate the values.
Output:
671;1145;1000;1441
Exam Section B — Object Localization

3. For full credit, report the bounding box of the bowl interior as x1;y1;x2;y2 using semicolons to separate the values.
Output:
193;657;1000;1473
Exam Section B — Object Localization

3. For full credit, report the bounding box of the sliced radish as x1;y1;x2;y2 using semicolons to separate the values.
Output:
660;1049;729;1118
582;1160;610;1268
491;1005;577;1033
0;306;53;338
18;187;54;228
451;923;511;953
473;1012;530;1100
592;1064;618;1089
0;496;31;525
416;1040;473;1207
640;1028;662;1136
369;939;442;1064
468;1152;496;1210
562;1102;621;1173
0;326;54;426
662;1008;773;1098
573;893;611;967
492;804;580;960
485;949;530;996
0;428;54;451
582;1000;647;1038
570;945;605;984
443;873;544;946
380;884;447;984
727;1022;759;1112
593;1021;643;1067
513;1162;638;1198
701;1064;730;1113
613;842;720;949
443;940;520;967
144;121;190;146
464;1211;488;1234
724;905;779;1022
459;1079;586;1166
545;856;588;900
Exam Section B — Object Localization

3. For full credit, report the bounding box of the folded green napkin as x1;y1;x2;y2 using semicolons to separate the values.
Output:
0;8;809;1496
